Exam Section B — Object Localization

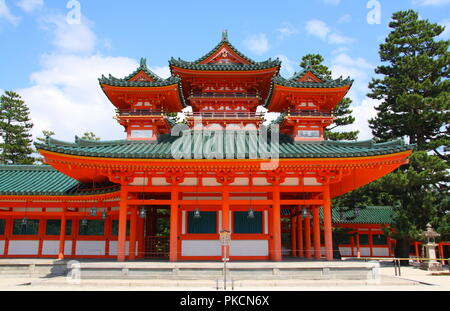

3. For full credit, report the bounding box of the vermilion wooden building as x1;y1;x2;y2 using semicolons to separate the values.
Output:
0;32;413;262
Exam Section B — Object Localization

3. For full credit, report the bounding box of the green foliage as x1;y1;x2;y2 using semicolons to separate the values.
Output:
368;10;450;160
0;91;34;164
300;54;359;141
35;130;55;164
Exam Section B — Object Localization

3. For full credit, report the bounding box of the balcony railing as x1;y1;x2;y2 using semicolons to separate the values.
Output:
185;112;264;119
117;109;165;117
287;110;333;117
189;92;259;99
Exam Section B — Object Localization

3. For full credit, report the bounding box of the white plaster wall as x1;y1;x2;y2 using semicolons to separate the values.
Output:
339;247;353;256
230;240;268;257
359;247;371;257
75;241;106;256
303;177;321;186
281;177;299;186
372;247;389;257
152;177;170;186
109;241;134;256
182;240;221;257
41;240;73;256
0;240;4;255
202;178;221;186
8;240;39;255
229;178;249;186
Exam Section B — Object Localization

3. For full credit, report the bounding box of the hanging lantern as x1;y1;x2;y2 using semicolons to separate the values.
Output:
247;208;255;219
101;210;108;220
21;217;28;226
90;208;97;217
354;207;360;217
81;218;88;226
139;207;146;219
193;208;201;219
302;207;309;218
339;208;345;221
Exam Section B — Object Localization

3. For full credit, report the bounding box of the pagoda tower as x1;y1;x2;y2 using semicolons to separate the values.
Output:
0;31;414;263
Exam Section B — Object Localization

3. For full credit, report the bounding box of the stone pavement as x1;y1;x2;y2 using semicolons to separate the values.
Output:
0;264;447;291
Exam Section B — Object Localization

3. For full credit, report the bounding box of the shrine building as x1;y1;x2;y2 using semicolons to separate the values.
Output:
0;32;413;262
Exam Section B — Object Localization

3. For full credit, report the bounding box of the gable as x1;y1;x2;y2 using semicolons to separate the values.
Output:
297;71;323;83
128;70;155;82
199;44;251;65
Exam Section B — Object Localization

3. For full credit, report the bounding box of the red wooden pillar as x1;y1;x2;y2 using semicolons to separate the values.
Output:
129;207;137;260
312;206;321;260
169;189;179;262
221;186;230;259
304;211;311;259
290;210;297;257
137;216;145;259
296;210;303;257
117;186;128;262
271;186;282;261
323;186;333;261
58;208;67;260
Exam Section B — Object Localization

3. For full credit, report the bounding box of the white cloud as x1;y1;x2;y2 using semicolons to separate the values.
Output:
16;12;167;142
277;24;299;38
337;14;351;24
150;66;171;79
413;0;450;6
41;14;96;53
330;53;377;140
16;0;43;13
328;33;355;44
439;19;450;38
275;54;296;77
305;19;355;45
19;53;138;141
336;98;381;140
243;33;270;55
0;0;19;24
305;19;330;40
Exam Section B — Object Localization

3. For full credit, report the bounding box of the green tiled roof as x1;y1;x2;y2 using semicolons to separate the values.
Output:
169;30;281;71
319;206;394;224
289;69;328;82
169;57;281;72
0;165;119;196
99;74;181;88
194;30;258;64
98;58;187;108
35;132;413;160
272;75;353;89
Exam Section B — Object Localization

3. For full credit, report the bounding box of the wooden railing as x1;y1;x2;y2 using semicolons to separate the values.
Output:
287;110;332;117
185;112;264;119
117;109;165;117
189;92;258;99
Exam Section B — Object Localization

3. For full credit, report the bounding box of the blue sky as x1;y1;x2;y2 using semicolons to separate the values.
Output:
0;0;449;141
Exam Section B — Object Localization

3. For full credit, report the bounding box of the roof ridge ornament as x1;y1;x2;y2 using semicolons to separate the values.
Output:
140;57;147;68
222;29;228;41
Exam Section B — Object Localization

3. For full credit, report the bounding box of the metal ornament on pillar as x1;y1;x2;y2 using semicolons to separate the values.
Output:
139;207;146;219
90;208;97;217
302;207;309;218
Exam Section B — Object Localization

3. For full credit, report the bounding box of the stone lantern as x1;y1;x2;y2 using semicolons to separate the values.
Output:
420;223;443;271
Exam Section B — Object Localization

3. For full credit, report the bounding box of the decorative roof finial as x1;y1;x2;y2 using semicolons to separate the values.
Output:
140;57;147;68
222;29;228;41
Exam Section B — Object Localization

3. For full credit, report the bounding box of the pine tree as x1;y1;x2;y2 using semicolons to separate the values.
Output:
81;132;100;141
0;91;34;164
300;54;359;141
340;10;450;264
368;10;450;161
